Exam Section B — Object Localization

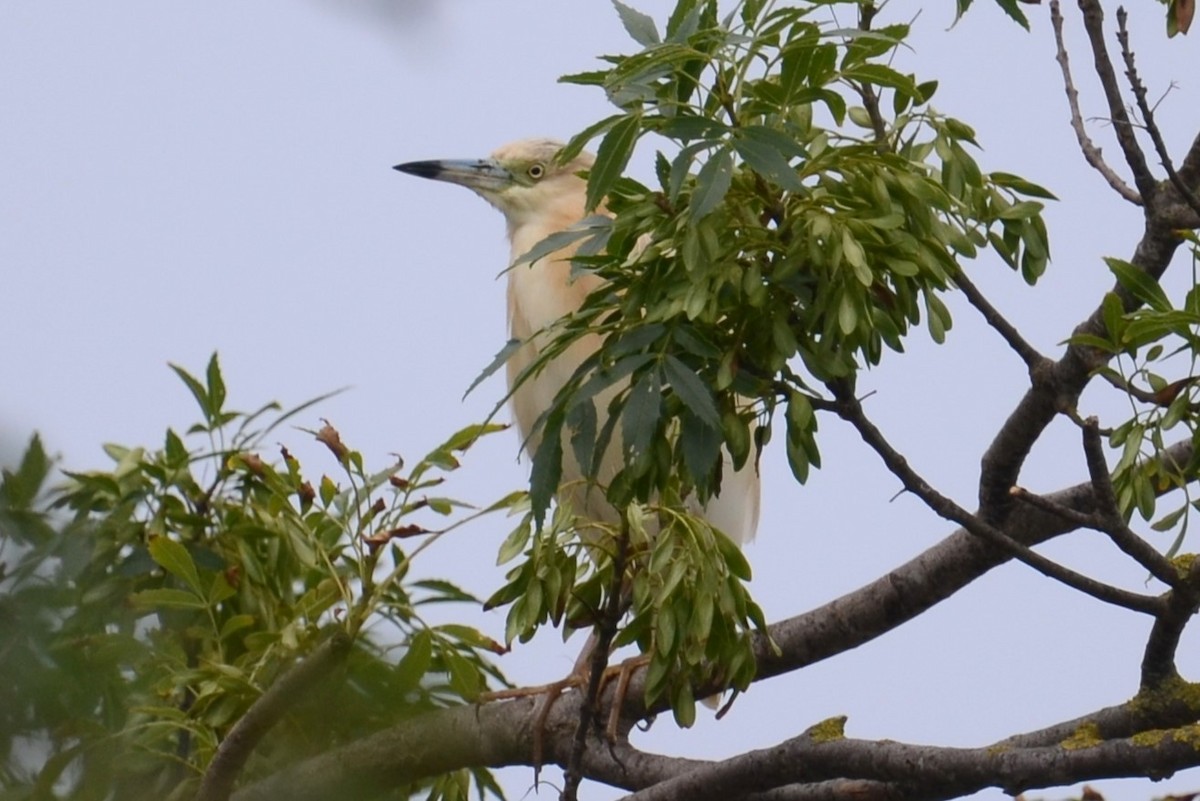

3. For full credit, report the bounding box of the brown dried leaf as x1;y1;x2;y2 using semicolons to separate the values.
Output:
315;420;348;463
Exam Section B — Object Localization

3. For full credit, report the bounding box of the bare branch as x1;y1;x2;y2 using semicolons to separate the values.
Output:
829;381;1164;615
1049;0;1142;204
1010;485;1102;529
954;270;1048;369
1076;0;1158;201
1141;558;1200;689
1115;8;1200;220
616;719;1200;801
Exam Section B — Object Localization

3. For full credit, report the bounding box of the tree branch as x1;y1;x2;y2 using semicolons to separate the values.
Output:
1049;0;1142;204
953;270;1048;369
563;518;631;800
1076;0;1158;202
1078;417;1182;587
197;630;353;801
977;210;1183;520
1115;8;1200;221
615;718;1200;801
1141;557;1200;689
828;381;1163;615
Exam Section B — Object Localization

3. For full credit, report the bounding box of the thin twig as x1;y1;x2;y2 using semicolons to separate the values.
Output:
1049;0;1141;204
1009;486;1102;529
563;517;631;801
1115;8;1200;219
953;270;1047;369
829;381;1164;615
856;3;891;152
1076;0;1158;201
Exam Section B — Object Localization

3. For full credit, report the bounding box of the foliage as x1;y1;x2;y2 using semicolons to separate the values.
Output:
482;0;1053;725
1069;236;1200;556
530;0;1052;511
0;355;509;801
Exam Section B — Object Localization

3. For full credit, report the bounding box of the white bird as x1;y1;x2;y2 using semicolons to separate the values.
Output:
394;138;760;546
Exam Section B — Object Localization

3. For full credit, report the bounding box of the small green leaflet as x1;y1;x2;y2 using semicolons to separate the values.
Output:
690;147;733;222
588;115;641;212
612;0;661;46
663;355;721;430
464;339;522;400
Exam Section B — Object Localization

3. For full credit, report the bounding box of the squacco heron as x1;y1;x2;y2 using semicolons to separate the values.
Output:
394;138;760;546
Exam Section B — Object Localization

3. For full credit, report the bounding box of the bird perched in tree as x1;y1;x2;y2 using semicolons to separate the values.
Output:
394;138;760;546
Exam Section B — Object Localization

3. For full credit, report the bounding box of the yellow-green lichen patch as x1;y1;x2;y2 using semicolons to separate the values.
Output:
1130;728;1169;747
1130;724;1200;749
1062;722;1102;750
1170;552;1196;577
807;715;847;743
1130;676;1200;715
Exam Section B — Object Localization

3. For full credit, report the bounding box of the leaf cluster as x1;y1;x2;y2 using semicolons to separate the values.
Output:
0;355;510;801
533;0;1054;513
1069;239;1200;556
486;483;768;726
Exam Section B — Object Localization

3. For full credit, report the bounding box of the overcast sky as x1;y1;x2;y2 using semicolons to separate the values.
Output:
2;2;1199;799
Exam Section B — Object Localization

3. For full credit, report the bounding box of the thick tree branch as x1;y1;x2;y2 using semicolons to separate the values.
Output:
1049;0;1142;204
1141;557;1200;689
615;719;1200;801
197;630;352;801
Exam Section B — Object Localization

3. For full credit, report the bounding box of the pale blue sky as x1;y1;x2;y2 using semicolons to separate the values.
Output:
2;2;1199;799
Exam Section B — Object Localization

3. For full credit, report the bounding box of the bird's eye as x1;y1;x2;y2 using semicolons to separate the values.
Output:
527;163;545;180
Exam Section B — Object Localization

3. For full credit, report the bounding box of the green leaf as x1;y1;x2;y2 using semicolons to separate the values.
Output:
395;629;433;690
497;518;532;565
205;352;226;418
558;114;623;164
733;128;805;191
588;115;641;211
1;434;51;509
689;147;733;222
680;408;722;493
129;588;207;610
612;0;661;46
993;0;1031;30
1106;257;1172;313
567;398;598;485
841;63;917;98
529;408;565;530
990;171;1058;200
663;355;721;430
622;369;662;466
510;215;612;269
169;362;210;421
147;536;203;594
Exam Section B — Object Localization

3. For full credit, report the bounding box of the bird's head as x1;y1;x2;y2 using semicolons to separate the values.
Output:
394;138;594;231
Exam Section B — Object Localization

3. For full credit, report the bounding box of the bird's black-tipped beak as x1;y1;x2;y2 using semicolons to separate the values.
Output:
392;158;514;193
392;160;444;179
